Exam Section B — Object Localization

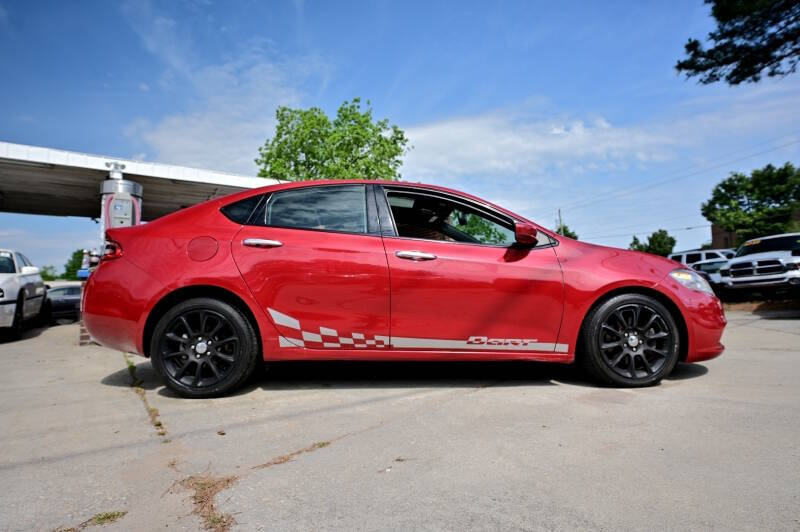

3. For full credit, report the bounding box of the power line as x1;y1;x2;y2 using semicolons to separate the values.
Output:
579;213;701;239
533;132;800;220
586;224;711;241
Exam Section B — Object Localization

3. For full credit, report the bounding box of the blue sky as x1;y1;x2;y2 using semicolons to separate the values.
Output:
1;0;799;270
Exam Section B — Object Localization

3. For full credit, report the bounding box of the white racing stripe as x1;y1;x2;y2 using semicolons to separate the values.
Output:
390;337;568;352
269;307;569;353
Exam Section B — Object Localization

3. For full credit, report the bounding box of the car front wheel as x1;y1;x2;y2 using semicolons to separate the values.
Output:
580;293;680;387
150;297;260;398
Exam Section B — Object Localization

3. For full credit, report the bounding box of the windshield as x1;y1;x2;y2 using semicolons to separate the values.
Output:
0;253;15;274
735;235;800;257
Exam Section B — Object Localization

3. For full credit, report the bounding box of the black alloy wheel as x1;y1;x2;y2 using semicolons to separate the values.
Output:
581;294;680;387
150;298;260;398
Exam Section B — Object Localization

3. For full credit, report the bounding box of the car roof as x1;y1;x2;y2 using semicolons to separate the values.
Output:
216;179;554;236
743;232;800;243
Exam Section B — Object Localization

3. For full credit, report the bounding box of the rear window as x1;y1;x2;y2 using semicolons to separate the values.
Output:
220;195;263;224
736;235;800;257
251;185;368;234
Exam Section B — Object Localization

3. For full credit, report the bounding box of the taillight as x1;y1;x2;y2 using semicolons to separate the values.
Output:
102;239;123;261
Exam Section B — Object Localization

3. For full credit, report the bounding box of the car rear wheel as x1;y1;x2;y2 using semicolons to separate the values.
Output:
150;297;260;398
580;293;680;387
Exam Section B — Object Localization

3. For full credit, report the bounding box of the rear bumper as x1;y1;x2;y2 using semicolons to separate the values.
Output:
83;258;163;355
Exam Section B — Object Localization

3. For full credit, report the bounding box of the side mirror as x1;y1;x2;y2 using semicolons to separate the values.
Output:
514;222;538;246
21;266;40;275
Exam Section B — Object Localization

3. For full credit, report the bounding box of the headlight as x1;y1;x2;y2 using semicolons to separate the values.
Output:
669;269;715;295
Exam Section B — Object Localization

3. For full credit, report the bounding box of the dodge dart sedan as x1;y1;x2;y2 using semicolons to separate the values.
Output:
83;181;726;397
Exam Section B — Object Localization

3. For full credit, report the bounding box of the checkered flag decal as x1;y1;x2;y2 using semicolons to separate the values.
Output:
268;308;388;349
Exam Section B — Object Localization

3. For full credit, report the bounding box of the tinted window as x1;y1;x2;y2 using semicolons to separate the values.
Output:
257;185;368;233
221;195;262;224
669;254;683;263
735;235;800;257
49;287;69;297
705;252;722;260
0;252;14;274
385;190;515;246
685;253;702;264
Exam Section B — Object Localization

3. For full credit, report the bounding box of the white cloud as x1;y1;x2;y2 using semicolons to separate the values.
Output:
403;111;675;181
123;2;327;175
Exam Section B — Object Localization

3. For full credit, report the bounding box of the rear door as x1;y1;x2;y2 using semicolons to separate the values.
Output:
377;186;564;354
231;184;391;349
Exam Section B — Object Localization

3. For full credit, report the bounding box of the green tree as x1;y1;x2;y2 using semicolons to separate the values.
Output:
39;265;58;281
676;0;800;85
256;98;410;181
629;230;677;257
701;162;800;243
555;223;578;240
63;249;85;281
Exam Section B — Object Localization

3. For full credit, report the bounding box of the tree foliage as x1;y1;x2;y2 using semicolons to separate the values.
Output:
676;0;800;85
629;230;677;257
555;223;578;240
256;98;410;181
62;249;84;281
701;162;800;243
39;265;58;281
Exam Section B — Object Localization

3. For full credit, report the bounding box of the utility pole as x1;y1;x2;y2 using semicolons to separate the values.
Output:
557;208;563;231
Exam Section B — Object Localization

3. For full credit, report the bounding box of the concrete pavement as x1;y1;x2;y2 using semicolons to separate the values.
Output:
0;310;798;531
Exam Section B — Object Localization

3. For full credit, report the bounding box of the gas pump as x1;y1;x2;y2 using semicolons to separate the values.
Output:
100;162;143;233
77;162;143;280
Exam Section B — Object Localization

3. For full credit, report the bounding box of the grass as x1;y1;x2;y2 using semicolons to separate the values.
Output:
122;353;168;440
180;475;238;532
252;440;331;470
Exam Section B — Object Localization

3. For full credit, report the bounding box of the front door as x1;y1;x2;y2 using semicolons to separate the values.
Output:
379;186;564;354
231;184;391;349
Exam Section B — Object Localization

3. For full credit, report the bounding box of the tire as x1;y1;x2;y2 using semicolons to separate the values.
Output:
38;300;52;326
9;297;24;339
579;293;680;387
149;297;260;398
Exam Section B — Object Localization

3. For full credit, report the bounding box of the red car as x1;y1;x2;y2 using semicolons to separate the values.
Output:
83;181;726;397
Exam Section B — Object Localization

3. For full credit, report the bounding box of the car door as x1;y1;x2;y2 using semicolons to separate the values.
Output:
377;186;564;354
15;252;44;318
231;184;391;349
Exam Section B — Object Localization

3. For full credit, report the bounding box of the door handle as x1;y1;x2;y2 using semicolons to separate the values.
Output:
395;250;437;261
243;238;283;248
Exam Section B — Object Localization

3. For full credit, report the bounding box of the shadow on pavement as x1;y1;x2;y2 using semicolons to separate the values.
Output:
665;363;708;380
0;325;46;344
102;358;713;398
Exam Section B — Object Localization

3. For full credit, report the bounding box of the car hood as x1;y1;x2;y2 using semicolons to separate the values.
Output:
556;238;682;285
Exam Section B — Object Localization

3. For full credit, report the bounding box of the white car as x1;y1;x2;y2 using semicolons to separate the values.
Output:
668;248;735;266
0;249;46;335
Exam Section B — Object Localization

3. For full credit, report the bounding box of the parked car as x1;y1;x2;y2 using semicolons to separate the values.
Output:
719;233;800;293
669;248;734;266
83;181;727;397
690;258;729;287
44;283;82;321
0;249;46;336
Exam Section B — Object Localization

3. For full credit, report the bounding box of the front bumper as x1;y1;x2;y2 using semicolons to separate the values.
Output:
0;301;15;327
721;268;800;289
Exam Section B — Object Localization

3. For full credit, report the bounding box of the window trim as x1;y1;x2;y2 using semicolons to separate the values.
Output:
379;185;553;249
240;184;379;237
